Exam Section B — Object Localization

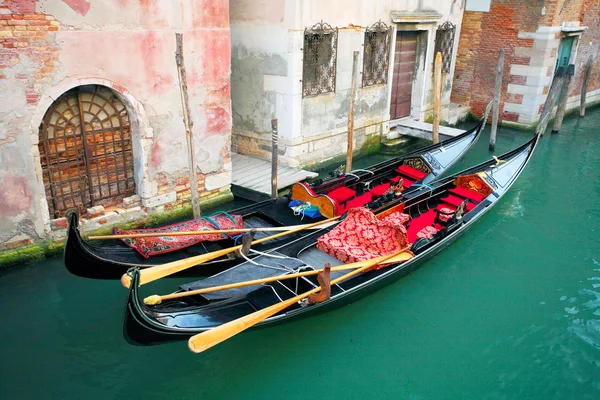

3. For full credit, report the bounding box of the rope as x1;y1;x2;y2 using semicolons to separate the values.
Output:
209;211;237;226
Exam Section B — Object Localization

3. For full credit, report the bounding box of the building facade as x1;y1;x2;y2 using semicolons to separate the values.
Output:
0;0;232;253
230;0;467;168
452;0;600;127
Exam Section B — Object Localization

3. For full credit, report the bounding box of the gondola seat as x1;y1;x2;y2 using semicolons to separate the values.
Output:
316;207;409;266
327;187;356;204
370;182;391;197
396;164;428;180
338;192;373;214
440;194;475;211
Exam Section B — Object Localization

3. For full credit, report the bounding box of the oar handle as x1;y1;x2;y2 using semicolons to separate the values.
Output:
187;247;409;353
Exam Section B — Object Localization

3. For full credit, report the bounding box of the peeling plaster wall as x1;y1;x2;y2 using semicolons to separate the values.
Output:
0;0;232;250
230;0;464;167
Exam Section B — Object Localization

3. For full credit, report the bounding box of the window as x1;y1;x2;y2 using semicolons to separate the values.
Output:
362;21;392;87
302;21;338;97
434;21;456;74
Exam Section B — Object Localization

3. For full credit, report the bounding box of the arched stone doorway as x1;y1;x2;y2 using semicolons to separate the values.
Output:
38;85;136;217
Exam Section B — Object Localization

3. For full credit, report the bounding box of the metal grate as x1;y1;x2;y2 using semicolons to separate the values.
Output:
302;21;338;97
434;21;456;74
39;85;135;217
362;20;392;87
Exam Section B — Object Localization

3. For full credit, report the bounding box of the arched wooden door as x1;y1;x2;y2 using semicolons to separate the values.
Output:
39;85;136;217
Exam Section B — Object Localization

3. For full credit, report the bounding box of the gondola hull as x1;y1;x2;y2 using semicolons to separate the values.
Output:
123;132;539;346
66;116;486;280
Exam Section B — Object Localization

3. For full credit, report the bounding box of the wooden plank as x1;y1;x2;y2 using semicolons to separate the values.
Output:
232;153;316;196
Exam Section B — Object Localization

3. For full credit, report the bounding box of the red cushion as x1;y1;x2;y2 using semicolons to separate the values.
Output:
370;182;391;197
396;164;428;180
343;192;373;212
327;186;356;203
406;209;438;243
441;195;475;211
389;175;401;183
417;226;438;240
449;186;486;202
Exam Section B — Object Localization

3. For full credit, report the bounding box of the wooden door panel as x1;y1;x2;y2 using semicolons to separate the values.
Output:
390;31;417;119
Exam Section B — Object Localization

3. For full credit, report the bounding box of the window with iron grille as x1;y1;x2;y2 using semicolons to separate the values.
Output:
302;21;338;97
434;21;456;74
362;21;392;87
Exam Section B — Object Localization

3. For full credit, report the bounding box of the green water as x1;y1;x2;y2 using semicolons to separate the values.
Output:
2;111;600;399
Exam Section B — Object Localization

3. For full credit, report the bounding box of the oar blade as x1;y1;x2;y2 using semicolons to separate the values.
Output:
188;298;295;353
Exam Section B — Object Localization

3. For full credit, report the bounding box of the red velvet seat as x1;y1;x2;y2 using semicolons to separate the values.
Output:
396;164;428;180
449;186;487;202
327;186;356;203
370;182;391;197
338;192;373;214
440;194;475;211
389;175;401;183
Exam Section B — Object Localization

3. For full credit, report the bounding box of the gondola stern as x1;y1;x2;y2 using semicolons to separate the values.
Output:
122;269;187;346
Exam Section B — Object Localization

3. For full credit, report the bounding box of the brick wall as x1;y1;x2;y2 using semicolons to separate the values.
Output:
451;11;482;106
452;0;600;126
0;1;63;107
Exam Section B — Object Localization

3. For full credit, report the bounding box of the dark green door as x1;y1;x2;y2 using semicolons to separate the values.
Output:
555;36;575;72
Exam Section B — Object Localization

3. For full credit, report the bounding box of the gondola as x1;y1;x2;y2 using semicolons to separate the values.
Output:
65;112;488;280
123;132;540;349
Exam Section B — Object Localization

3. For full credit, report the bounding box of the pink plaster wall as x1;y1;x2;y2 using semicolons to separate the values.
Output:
0;0;232;244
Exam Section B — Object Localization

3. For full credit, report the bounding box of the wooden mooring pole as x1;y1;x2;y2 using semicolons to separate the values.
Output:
552;64;575;133
432;52;442;145
271;119;278;199
580;57;592;118
490;49;504;152
346;51;359;174
538;66;565;135
175;33;201;218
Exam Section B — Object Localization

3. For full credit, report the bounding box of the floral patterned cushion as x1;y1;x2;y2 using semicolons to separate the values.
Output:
436;207;455;223
316;207;409;268
416;226;438;240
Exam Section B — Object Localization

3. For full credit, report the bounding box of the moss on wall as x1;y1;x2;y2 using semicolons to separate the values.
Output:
0;191;234;269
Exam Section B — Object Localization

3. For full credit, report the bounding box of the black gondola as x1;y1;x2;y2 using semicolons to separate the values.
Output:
123;132;540;349
65;113;488;280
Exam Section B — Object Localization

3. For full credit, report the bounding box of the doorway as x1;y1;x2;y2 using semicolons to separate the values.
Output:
39;85;136;217
390;30;418;120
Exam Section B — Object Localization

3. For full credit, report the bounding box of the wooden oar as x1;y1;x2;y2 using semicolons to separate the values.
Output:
120;216;340;288
187;247;408;353
143;250;414;305
89;223;334;240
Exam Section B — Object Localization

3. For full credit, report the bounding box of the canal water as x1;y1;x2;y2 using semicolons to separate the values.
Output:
1;110;600;399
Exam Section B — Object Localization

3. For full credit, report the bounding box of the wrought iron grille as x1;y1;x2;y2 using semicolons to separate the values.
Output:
362;21;392;87
39;85;135;217
434;21;456;74
302;21;338;97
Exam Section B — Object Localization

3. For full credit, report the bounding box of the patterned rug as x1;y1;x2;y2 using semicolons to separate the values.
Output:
112;212;244;258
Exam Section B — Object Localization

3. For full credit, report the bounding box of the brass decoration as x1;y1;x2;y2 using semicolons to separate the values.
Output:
404;157;432;174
